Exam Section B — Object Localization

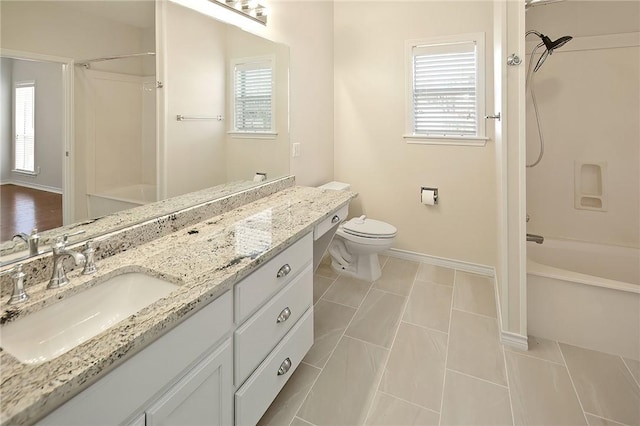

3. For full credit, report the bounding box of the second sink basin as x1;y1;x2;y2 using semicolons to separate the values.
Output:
0;272;178;365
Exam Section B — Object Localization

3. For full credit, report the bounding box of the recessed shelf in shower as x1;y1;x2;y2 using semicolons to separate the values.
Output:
574;161;607;212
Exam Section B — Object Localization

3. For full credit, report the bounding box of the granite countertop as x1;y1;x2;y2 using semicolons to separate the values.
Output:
0;186;355;425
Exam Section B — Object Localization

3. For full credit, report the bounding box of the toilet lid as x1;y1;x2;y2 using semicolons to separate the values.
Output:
342;215;397;238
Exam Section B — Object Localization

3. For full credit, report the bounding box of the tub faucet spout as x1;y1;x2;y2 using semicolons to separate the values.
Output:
527;233;544;244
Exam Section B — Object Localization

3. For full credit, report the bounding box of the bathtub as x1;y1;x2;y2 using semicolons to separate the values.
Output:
87;184;157;218
527;238;640;360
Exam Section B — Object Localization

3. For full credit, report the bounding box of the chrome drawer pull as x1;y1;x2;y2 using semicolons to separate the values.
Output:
277;264;292;278
277;358;292;376
331;215;340;224
276;307;292;323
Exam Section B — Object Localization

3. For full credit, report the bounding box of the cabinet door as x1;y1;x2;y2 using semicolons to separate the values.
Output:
146;338;232;426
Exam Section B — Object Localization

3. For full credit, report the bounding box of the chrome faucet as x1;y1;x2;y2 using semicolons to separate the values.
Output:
0;263;29;305
526;233;544;244
48;237;86;289
12;228;40;256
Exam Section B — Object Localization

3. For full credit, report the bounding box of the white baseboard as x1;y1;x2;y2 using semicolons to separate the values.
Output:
383;248;495;277
501;331;529;351
1;180;63;194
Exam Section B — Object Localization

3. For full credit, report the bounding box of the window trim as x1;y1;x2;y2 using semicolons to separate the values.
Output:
404;33;487;146
13;80;37;173
229;55;276;137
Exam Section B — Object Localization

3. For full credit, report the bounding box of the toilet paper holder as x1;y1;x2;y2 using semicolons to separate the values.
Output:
421;187;438;205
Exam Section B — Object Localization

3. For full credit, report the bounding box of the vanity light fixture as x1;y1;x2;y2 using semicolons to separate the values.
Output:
213;0;268;25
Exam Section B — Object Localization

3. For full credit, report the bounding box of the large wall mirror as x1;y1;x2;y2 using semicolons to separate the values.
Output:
0;0;290;265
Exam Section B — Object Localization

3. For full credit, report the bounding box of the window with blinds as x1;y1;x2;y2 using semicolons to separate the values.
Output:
406;34;485;143
232;57;275;134
14;81;36;172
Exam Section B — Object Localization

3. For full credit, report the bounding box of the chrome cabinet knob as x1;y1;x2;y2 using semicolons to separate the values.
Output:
331;215;340;224
276;264;291;278
276;307;292;323
277;358;292;376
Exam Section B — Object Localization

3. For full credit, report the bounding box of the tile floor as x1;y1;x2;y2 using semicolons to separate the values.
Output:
258;256;640;426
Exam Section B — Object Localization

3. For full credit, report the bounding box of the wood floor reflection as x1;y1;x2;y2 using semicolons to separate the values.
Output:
0;184;63;240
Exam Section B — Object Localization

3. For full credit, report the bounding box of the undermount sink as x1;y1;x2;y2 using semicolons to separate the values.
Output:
0;272;178;365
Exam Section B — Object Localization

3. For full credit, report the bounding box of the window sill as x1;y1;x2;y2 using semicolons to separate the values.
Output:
228;131;278;140
11;168;39;176
403;135;489;146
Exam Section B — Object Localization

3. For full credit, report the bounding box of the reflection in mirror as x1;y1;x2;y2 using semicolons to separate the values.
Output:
0;0;290;265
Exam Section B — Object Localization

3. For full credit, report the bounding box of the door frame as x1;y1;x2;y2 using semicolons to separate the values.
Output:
0;48;75;225
493;0;528;349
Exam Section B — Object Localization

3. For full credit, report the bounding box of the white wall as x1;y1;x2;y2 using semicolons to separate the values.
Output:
333;1;497;266
525;1;640;248
162;2;228;198
251;1;335;187
8;59;64;191
0;58;12;183
224;26;290;182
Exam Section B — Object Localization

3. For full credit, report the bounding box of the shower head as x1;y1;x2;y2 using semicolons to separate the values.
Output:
541;35;573;52
526;31;573;72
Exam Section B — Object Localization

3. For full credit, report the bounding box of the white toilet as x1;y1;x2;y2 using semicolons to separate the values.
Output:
319;182;397;282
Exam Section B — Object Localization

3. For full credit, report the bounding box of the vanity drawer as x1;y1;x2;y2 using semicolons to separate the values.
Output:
313;204;348;240
234;264;312;386
235;307;314;426
235;232;312;323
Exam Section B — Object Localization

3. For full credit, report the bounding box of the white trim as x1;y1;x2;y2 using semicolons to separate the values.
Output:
229;55;276;134
526;31;640;54
500;331;529;351
383;247;494;277
403;134;489;146
405;32;487;140
1;180;63;194
228;131;278;140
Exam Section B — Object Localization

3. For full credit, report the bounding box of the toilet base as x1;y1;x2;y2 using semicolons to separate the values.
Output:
330;253;382;282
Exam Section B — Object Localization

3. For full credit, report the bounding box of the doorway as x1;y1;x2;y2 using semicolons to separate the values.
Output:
0;50;74;238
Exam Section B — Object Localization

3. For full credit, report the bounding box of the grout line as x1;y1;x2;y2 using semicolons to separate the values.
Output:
400;319;449;336
445;368;510;390
362;270;415;425
583;411;630;426
503;346;566;367
621;356;640;389
343;335;394;352
414;277;455;288
369;285;412;298
552;340;567;366
451;307;498;321
557;343;590;425
313;275;339;305
293;271;376;424
317;297;360;310
437;269;457;425
289;416;316;426
501;344;516;426
377;389;441;415
299;361;322;371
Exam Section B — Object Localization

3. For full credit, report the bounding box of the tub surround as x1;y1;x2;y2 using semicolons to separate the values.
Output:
0;177;295;288
0;185;356;425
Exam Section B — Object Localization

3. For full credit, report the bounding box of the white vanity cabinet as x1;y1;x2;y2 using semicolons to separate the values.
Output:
38;223;338;426
145;339;233;425
38;291;234;426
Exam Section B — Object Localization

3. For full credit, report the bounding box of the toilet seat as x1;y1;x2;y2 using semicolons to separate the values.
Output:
342;215;397;239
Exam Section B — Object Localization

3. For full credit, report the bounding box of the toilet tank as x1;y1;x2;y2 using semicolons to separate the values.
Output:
318;181;350;191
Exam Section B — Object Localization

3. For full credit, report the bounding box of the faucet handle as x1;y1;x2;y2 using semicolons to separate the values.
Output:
82;240;97;275
0;264;29;305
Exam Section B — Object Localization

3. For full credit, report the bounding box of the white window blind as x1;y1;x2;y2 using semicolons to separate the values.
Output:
233;58;274;133
412;41;478;137
14;82;36;172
